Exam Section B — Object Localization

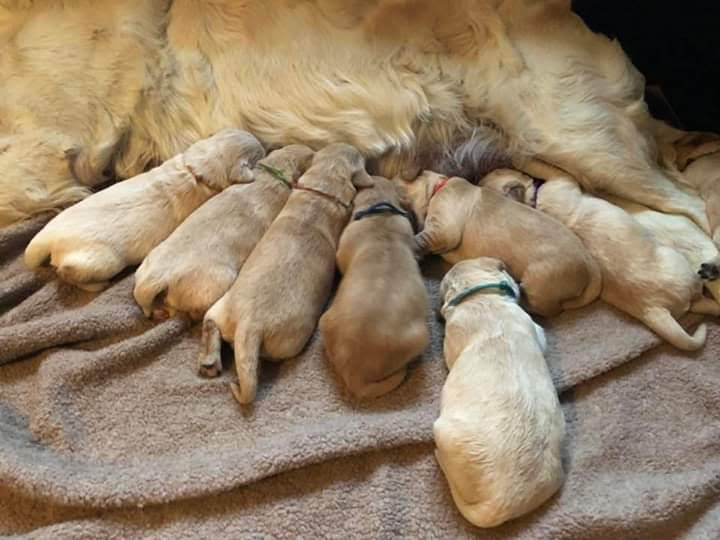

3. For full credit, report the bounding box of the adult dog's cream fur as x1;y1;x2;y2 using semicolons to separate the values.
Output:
319;176;429;399
404;171;601;316
24;129;264;290
134;145;314;321
200;143;372;404
514;161;714;351
0;1;707;230
435;257;565;528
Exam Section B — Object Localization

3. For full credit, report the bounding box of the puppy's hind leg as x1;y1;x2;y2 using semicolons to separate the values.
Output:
56;245;125;291
198;318;224;378
690;296;720;317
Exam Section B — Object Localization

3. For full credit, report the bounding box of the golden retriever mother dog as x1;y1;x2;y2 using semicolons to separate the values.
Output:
0;1;707;231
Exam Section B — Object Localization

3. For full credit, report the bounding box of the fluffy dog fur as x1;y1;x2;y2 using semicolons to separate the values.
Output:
435;257;565;528
133;145;314;320
403;171;601;316
0;1;708;230
319;176;429;400
24;128;264;290
199;143;372;403
511;160;714;351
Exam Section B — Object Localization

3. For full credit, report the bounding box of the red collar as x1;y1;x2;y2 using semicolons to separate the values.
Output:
431;176;450;198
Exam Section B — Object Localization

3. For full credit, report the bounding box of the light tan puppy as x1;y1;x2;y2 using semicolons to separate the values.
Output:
133;145;315;320
401;171;601;317
435;257;565;528
676;140;720;246
24;129;264;291
200;143;373;404
319;176;429;399
507;161;714;350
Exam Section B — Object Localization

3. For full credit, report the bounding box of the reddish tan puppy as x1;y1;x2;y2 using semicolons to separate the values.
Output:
200;143;373;404
400;171;601;317
320;176;429;399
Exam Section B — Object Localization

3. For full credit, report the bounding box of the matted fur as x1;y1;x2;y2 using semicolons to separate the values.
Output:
0;0;707;228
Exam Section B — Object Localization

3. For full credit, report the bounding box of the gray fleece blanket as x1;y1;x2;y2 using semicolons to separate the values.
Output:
1;215;719;538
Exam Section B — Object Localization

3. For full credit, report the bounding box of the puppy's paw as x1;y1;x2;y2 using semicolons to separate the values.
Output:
699;262;720;281
198;356;222;378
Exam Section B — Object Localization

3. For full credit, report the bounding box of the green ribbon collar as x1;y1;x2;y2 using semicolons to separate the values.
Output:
258;163;292;189
446;281;518;308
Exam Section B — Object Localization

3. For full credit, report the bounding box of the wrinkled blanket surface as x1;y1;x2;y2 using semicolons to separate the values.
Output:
1;215;719;538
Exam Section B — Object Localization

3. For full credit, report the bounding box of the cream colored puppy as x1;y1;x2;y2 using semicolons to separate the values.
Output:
401;171;601;317
200;143;373;403
601;195;720;305
511;161;714;350
133;145;314;320
24;129;264;291
677;142;720;246
319;176;429;399
435;257;565;528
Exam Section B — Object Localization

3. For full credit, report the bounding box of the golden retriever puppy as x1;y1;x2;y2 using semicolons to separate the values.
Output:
23;129;264;291
602;195;720;306
199;143;373;404
510;160;714;350
319;176;429;399
400;171;601;317
133;145;314;320
677;145;720;246
435;257;565;528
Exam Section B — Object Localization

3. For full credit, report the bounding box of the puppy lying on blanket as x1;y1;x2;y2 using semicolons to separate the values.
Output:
601;195;720;305
24;129;264;291
490;162;714;351
319;176;429;399
434;257;565;528
200;143;373;404
676;138;720;246
133;145;314;320
401;171;601;317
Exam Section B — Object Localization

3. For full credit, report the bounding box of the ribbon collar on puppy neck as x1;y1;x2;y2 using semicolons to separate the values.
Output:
431;176;450;198
258;163;292;189
530;178;545;209
353;201;412;224
446;281;518;308
294;183;352;211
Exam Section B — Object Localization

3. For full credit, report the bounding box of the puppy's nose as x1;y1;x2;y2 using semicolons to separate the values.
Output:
699;262;720;281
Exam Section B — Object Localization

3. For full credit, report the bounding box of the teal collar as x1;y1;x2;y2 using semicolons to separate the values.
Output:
446;281;518;307
258;163;292;189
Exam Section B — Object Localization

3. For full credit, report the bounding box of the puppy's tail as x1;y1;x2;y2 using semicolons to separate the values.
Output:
561;259;602;311
641;306;707;351
230;325;262;404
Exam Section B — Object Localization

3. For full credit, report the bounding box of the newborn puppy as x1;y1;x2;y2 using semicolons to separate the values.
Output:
24;129;264;291
200;143;373;404
319;176;429;399
602;194;720;307
133;145;314;320
400;171;601;317
510;160;713;350
435;257;565;528
676;142;720;246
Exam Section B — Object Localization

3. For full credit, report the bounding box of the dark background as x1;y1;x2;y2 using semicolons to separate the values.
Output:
573;1;720;132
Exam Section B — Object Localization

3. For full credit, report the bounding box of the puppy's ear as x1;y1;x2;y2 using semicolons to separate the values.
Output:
504;182;526;203
352;169;374;189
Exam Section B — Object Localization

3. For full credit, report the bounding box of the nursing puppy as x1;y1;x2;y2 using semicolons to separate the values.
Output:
319;176;429;399
602;195;720;306
677;143;720;246
133;145;314;320
507;161;713;350
435;257;565;528
24;129;264;291
200;143;373;404
401;171;601;317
